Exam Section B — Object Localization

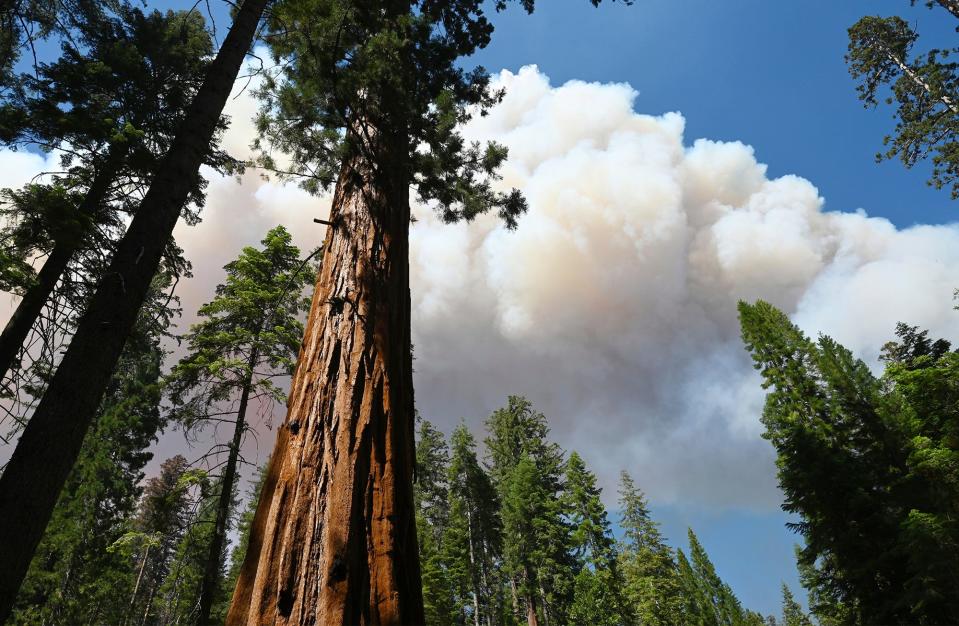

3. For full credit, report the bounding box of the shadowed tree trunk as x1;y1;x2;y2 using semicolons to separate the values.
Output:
0;239;74;377
0;0;268;618
0;148;124;381
227;119;423;625
468;508;480;626
197;342;258;624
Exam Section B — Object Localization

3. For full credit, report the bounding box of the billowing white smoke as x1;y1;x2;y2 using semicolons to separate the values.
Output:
407;66;959;509
5;65;959;510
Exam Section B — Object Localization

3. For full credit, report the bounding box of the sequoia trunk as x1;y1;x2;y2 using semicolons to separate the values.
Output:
0;0;267;617
227;118;423;625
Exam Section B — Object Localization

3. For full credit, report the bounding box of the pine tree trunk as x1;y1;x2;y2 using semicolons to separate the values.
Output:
0;0;267;618
466;504;481;626
526;603;539;626
481;537;495;626
125;544;151;626
197;345;258;624
226;118;423;625
0;153;120;381
511;578;520;618
140;581;157;626
879;43;958;115
481;544;493;626
537;584;549;626
520;566;541;626
86;599;101;626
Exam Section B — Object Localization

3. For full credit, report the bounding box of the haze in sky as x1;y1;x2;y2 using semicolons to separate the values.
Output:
2;0;956;615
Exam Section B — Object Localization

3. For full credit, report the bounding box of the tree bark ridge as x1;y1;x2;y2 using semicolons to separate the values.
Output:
227;120;423;625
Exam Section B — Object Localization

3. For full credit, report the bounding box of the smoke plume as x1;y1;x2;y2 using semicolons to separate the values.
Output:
6;65;959;509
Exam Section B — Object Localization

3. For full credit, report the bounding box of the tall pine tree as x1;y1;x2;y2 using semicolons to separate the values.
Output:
486;396;574;626
779;584;812;626
413;419;456;625
8;267;181;625
739;300;959;623
617;470;683;625
565;451;629;626
445;422;502;626
0;5;223;384
847;2;959;199
0;0;272;613
124;455;206;625
166;225;315;625
677;529;761;626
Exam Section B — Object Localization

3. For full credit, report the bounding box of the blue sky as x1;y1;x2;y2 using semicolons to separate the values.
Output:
473;0;957;229
132;0;959;617
470;1;955;615
12;0;957;617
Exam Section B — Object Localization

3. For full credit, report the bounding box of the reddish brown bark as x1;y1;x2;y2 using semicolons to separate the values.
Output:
227;121;423;625
526;601;539;626
524;569;539;626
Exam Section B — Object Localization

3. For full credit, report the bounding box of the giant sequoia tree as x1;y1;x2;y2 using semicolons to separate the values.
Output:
226;1;627;623
0;0;271;616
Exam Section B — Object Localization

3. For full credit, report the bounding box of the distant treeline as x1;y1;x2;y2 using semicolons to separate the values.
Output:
409;395;806;626
7;227;959;625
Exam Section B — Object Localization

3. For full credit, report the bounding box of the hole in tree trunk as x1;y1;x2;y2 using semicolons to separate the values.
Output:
277;589;294;617
329;554;347;583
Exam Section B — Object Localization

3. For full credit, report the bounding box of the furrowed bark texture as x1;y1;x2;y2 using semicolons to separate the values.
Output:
0;151;121;381
0;0;267;618
227;122;424;625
